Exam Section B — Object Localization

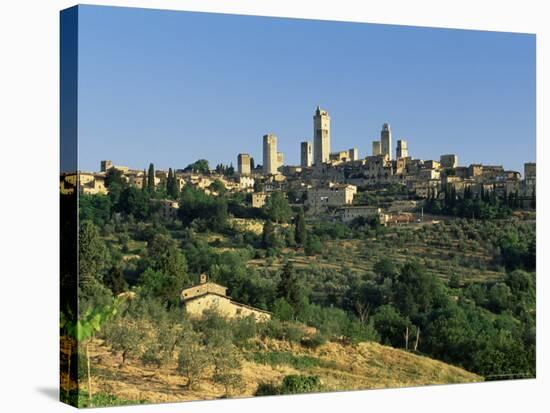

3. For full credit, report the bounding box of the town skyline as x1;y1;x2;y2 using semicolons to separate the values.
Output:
75;5;535;174
81;108;534;175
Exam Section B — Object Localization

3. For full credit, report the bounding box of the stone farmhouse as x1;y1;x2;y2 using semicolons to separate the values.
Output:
180;274;271;321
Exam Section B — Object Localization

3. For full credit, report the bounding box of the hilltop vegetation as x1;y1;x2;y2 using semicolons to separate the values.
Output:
71;307;479;405
63;170;535;406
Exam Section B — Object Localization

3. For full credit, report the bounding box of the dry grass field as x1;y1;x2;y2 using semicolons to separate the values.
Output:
86;336;480;405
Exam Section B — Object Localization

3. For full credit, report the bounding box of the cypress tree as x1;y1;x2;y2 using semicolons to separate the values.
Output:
167;168;173;197
147;163;155;192
142;169;147;191
170;169;179;199
277;261;306;318
294;209;307;246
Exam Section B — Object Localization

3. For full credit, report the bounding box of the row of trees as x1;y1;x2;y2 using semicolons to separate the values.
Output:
424;185;534;219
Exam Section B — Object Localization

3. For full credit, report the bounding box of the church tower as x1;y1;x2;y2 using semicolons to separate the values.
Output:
381;123;392;160
313;106;330;165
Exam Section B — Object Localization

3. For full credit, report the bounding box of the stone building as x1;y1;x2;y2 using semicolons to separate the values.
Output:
348;148;359;161
468;164;483;178
237;175;255;190
301;141;312;167
440;154;458;169
263;134;278;175
329;150;350;163
252;192;268;208
313;106;330;164
181;274;271;321
337;205;383;223
396;140;408;159
62;172;108;195
523;162;536;197
100;160;113;172
372;141;381;156
306;183;357;213
381;123;392;160
237;153;251;175
151;199;179;220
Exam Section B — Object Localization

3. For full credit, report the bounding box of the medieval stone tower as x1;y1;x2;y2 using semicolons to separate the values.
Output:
381;123;392;160
396;140;408;159
263;134;278;175
301;141;312;167
237;153;251;175
313;106;330;165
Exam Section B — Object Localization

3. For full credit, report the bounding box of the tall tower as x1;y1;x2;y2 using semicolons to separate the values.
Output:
313;106;330;164
301;141;312;167
348;148;359;161
263;134;278;175
100;160;113;172
396;140;408;159
237;153;251;175
372;141;381;156
380;123;392;160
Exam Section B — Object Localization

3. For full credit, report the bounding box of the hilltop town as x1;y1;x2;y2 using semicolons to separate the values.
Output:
62;105;536;226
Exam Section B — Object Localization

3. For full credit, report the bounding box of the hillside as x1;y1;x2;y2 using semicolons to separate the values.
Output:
88;337;481;405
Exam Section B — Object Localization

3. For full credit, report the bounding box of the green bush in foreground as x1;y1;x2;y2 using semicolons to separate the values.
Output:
281;374;321;394
255;375;321;396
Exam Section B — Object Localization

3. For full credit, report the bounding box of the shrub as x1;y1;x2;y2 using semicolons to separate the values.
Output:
232;315;258;347
280;375;321;394
301;332;328;349
255;382;281;396
255;375;321;396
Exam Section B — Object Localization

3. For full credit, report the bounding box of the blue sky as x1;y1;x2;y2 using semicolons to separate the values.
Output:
76;5;535;173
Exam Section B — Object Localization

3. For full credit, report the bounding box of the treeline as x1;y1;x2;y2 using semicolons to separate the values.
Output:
423;185;533;219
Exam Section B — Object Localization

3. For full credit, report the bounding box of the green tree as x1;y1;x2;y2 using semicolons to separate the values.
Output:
393;262;445;318
277;261;308;319
104;312;145;366
184;159;210;175
209;179;226;195
487;283;513;313
79;194;111;226
263;191;292;223
147;163;155;191
372;304;411;348
294;209;307;246
117;186;150;220
373;258;398;280
177;328;210;388
103;266;128;295
168;168;180;198
140;234;190;307
79;221;110;293
209;332;242;397
304;235;322;256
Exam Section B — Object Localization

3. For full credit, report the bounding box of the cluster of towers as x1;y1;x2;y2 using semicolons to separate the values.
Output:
371;123;408;161
237;106;410;176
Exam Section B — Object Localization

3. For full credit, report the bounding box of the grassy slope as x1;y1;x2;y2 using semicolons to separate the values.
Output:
89;337;481;405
